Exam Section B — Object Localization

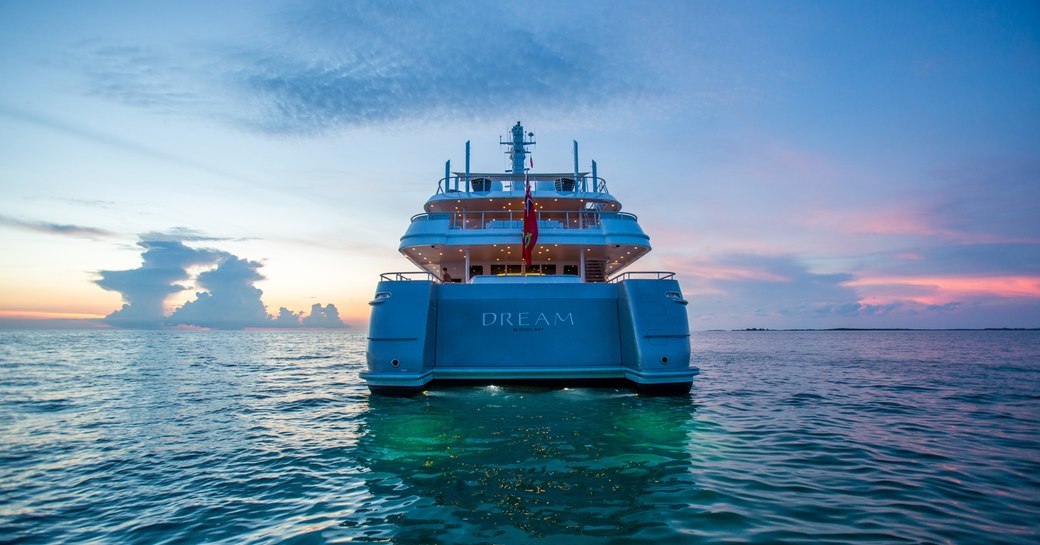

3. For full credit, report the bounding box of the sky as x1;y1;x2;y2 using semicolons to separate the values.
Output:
1;0;1038;330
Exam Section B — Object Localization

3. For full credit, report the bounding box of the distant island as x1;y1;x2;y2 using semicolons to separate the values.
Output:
727;327;1039;332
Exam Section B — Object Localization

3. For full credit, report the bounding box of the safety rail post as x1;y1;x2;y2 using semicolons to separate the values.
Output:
573;140;581;192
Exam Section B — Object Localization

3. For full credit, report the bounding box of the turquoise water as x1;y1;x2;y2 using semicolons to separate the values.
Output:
1;330;1038;544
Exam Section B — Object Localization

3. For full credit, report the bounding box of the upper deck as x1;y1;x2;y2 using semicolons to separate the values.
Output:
427;172;619;213
396;122;657;283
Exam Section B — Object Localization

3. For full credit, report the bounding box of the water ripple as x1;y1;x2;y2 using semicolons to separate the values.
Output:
1;330;1038;543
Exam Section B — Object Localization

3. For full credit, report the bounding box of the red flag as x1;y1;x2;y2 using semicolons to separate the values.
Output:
522;179;538;268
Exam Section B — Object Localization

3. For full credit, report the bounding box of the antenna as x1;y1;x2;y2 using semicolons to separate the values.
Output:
500;121;536;174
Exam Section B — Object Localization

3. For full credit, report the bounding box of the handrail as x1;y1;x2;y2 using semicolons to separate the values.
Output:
379;271;437;282
408;210;637;230
411;212;453;222
435;175;609;195
608;271;677;283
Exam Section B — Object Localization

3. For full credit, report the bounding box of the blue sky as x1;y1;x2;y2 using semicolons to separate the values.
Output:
1;0;1038;329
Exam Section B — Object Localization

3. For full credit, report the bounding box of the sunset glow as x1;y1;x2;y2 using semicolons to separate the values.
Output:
1;1;1037;330
846;276;1040;306
0;310;107;320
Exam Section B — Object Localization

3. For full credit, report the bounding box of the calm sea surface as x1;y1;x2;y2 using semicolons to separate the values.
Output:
1;330;1038;544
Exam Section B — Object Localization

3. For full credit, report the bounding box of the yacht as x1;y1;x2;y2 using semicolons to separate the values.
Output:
363;122;698;395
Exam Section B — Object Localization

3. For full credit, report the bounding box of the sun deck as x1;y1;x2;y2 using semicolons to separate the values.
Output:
402;170;651;282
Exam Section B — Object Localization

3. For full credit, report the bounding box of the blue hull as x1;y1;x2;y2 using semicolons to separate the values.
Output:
363;278;698;396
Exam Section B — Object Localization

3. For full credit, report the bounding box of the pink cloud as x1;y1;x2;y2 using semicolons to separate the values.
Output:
846;275;1040;305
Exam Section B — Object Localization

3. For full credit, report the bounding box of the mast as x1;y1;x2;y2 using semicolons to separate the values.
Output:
501;121;535;174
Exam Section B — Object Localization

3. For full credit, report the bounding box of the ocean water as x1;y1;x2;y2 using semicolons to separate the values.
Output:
1;330;1038;544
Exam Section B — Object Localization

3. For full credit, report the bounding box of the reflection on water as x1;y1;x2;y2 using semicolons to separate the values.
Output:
352;387;698;543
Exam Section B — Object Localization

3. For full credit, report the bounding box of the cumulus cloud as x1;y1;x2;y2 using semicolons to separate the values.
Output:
168;257;271;329
96;239;228;328
302;303;346;328
272;307;303;327
96;234;347;329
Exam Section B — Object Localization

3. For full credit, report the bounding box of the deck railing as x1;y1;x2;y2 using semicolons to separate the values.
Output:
437;176;609;195
607;271;677;283
378;271;437;282
410;210;638;230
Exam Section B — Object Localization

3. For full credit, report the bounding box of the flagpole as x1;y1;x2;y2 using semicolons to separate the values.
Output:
523;171;529;276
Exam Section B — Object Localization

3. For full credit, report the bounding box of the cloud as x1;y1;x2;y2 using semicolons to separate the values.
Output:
266;305;347;329
847;275;1040;306
668;250;1040;329
674;253;948;328
168;256;271;329
95;233;349;329
677;254;873;324
68;1;654;135
272;307;303;327
301;303;347;328
77;43;208;114
95;239;229;328
0;214;115;239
